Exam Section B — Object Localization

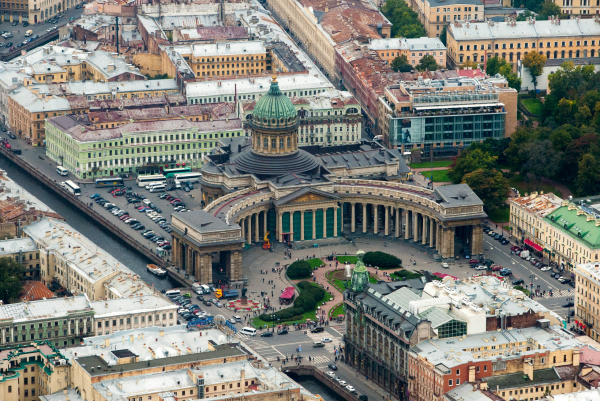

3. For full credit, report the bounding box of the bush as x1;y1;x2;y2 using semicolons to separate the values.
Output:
258;307;305;322
258;282;327;322
287;261;312;279
363;251;401;269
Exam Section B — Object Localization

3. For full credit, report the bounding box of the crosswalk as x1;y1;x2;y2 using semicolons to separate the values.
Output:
307;355;331;365
540;289;574;298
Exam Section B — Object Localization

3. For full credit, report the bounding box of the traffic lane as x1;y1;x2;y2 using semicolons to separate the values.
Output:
322;360;382;400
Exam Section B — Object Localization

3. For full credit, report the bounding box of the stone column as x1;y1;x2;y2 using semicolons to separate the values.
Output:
339;203;343;234
195;252;201;281
422;216;428;245
436;224;442;253
472;224;483;255
395;208;400;238
186;245;192;275
442;227;455;259
301;210;305;240
263;210;267;238
254;213;260;243
413;212;418;242
405;210;410;240
247;215;252;245
374;205;379;234
202;253;213;284
172;237;178;267
334;206;338;237
351;202;356;233
278;212;283;242
384;205;390;236
227;250;242;281
362;204;367;233
312;209;317;239
240;219;245;242
430;218;435;248
323;207;327;239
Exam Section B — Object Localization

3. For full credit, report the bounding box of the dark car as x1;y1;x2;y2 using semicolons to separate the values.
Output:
328;363;337;370
11;21;17;26
277;329;288;335
501;239;509;245
261;331;273;337
6;42;12;47
203;300;212;306
7;133;16;139
359;396;369;401
22;22;28;27
512;279;524;285
563;301;574;308
310;327;324;333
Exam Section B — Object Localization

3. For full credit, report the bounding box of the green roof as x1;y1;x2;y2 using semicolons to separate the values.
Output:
483;368;559;390
251;76;297;128
546;205;600;249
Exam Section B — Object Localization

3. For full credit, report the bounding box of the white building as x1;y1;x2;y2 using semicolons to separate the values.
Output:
518;57;600;92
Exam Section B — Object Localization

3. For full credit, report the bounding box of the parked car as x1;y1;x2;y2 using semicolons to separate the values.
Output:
512;279;524;285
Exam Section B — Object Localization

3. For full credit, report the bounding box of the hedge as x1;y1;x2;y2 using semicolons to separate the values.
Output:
259;281;325;322
287;260;312;279
363;251;402;269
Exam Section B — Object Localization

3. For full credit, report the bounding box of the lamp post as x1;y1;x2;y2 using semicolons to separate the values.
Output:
566;296;573;324
271;314;276;332
529;273;535;295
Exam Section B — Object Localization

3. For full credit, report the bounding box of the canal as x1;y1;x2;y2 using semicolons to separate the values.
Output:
1;155;178;291
294;377;346;401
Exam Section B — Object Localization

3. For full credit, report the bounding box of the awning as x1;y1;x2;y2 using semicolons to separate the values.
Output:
524;239;543;252
279;287;296;300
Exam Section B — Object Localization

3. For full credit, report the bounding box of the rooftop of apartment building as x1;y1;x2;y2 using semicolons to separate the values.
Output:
0;294;91;322
121;30;143;44
172;41;266;58
87;94;188;110
27;78;179;97
0;64;31;90
483;365;578;390
0;169;58;216
8;45;84;67
88;102;236;125
427;0;484;6
10;87;88;113
510;192;563;218
545;203;600;249
369;37;446;52
85;51;145;80
90;295;174;318
448;17;600;41
413;324;583;369
242;89;358;112
19;281;56;302
445;382;502;401
22;218;133;284
173;26;249;42
47;114;242;143
269;42;306;73
103;272;161;298
71;14;116;31
40;388;82;401
550;389;600;401
62;326;246;376
185;74;333;98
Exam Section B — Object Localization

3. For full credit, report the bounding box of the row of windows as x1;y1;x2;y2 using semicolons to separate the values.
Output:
436;6;478;12
459;39;599;52
97;313;174;327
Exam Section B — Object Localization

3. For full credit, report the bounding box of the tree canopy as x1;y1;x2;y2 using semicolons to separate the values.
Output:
449;148;498;184
462;169;509;212
416;54;439;72
381;0;426;38
522;51;547;92
0;257;24;304
391;55;412;72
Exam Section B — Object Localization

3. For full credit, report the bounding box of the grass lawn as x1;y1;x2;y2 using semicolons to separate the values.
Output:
306;258;324;268
369;274;378;283
336;256;357;264
410;160;453;169
487;208;510;223
328;303;344;318
508;174;562;197
522;98;543;116
391;269;423;281
424;169;451;182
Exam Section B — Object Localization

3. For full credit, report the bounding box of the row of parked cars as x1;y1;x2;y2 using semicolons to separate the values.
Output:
484;225;510;245
170;293;214;321
158;193;187;211
325;372;357;394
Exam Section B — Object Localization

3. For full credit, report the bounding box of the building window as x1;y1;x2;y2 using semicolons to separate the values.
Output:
449;379;453;386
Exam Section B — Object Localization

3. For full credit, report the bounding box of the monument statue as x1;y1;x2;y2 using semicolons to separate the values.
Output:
350;250;369;293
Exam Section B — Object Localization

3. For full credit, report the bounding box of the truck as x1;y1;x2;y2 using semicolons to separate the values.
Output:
520;250;530;259
222;290;239;299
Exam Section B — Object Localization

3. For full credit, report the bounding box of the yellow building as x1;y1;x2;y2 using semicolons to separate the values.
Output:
369;37;447;67
574;262;600;341
447;17;600;67
407;0;485;38
0;237;40;277
554;0;600;15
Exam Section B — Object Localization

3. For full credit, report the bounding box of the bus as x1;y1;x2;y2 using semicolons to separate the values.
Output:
149;184;166;193
174;172;202;183
137;174;167;188
95;178;124;188
163;167;191;178
64;180;81;196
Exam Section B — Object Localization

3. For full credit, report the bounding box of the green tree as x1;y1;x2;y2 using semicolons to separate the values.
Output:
576;154;600;196
499;64;522;92
381;0;426;38
449;148;498;184
549;128;573;152
287;260;312;279
416;54;439;72
522;51;547;93
462;169;509;212
516;10;536;21
439;26;447;46
390;54;413;72
504;128;534;170
486;56;509;76
461;59;479;70
537;1;564;19
0;257;24;304
519;140;562;190
575;105;592;126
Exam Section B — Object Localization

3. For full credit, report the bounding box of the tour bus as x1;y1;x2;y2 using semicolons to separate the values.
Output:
163;167;191;178
136;174;166;188
149;184;166;193
64;180;81;196
174;172;202;183
95;177;124;188
56;166;68;176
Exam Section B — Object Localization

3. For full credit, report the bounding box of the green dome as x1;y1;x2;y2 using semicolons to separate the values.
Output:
251;76;298;130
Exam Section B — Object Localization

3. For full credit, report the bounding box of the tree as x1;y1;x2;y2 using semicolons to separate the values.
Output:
287;260;312;279
577;154;600;196
381;0;426;38
461;59;479;70
522;51;547;93
0;257;24;304
390;54;413;72
503;128;534;170
519;140;562;190
439;26;447;46
516;10;536;21
499;64;522;92
462;169;509;212
416;54;439;72
449;148;498;184
363;251;401;269
486;56;509;76
537;1;564;19
549;128;573;152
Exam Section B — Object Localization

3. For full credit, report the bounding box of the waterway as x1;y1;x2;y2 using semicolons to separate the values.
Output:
0;156;178;291
294;377;346;401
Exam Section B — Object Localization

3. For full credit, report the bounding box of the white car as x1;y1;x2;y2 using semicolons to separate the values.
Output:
441;262;449;269
322;337;332;343
326;372;335;378
475;265;487;270
541;266;552;271
339;380;347;386
346;386;356;392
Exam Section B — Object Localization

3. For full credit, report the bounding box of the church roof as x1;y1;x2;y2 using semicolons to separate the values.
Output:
251;76;298;130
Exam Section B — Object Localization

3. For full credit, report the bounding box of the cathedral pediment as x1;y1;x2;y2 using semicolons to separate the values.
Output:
273;187;340;206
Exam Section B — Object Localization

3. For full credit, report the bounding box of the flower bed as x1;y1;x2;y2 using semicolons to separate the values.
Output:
225;299;262;312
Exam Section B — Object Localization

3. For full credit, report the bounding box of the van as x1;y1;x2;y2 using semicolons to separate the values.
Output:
165;289;181;297
240;327;257;336
25;30;33;37
234;315;242;322
174;180;182;189
56;166;68;176
150;185;166;193
200;284;211;294
313;341;325;348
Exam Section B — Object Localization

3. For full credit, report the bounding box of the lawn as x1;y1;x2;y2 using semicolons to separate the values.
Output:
487;207;510;223
306;258;324;268
369;274;378;283
424;170;451;182
410;160;453;169
336;256;357;264
391;269;423;281
328;303;344;318
508;174;562;197
522;98;543;116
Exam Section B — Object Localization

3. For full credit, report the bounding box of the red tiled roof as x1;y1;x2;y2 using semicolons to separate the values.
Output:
458;68;486;78
20;281;55;302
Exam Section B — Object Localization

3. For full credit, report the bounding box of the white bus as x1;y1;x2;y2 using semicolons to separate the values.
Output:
64;180;81;196
149;184;166;193
136;174;166;188
174;172;202;183
56;166;68;176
